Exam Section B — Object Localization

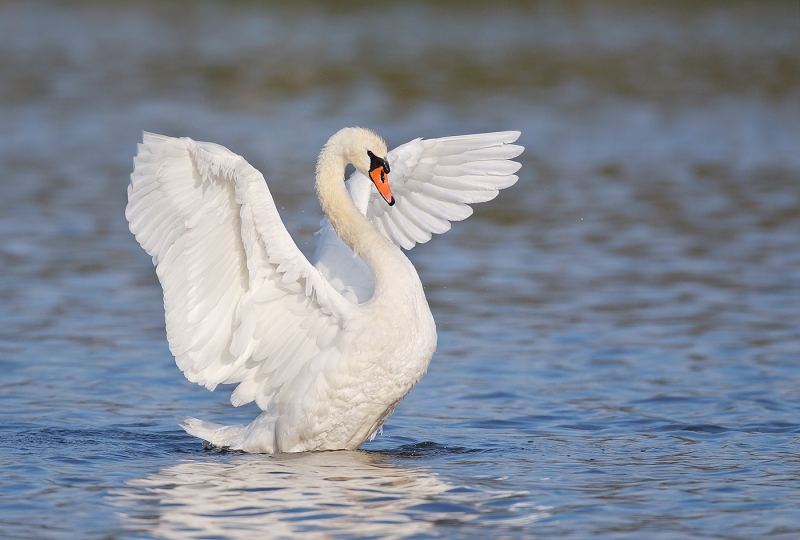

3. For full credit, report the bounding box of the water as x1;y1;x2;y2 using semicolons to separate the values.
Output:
1;1;799;538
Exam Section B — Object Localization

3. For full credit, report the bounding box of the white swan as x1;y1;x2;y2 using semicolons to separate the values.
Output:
126;127;523;453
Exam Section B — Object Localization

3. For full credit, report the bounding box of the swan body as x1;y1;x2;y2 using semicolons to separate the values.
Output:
126;127;523;453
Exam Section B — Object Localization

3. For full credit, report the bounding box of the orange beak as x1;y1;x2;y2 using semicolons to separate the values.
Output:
369;164;395;206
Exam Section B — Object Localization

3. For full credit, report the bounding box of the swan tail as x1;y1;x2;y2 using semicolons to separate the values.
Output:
179;417;245;448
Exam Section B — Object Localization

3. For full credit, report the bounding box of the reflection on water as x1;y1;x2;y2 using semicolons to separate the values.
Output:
114;450;546;538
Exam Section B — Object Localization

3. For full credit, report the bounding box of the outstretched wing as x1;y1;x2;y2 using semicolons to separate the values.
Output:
126;133;355;411
366;131;523;250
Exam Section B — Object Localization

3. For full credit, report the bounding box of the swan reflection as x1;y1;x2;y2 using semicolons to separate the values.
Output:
116;450;462;538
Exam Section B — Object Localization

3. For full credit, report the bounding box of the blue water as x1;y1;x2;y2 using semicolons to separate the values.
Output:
1;1;799;538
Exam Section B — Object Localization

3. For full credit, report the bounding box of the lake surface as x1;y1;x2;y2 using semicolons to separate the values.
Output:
1;1;799;538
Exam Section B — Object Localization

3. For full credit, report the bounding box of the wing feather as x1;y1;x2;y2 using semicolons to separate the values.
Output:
368;131;523;250
127;133;353;408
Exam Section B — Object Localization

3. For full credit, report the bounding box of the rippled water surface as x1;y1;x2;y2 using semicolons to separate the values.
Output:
1;1;799;538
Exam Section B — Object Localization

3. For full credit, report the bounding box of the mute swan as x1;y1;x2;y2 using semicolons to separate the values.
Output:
126;127;523;453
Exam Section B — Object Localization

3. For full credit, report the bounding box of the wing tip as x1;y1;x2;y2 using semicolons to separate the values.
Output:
428;130;522;149
142;131;170;145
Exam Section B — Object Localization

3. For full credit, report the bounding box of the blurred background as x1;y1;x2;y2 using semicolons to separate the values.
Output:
1;1;798;538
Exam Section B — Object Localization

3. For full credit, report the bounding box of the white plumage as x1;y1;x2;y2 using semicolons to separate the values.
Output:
126;127;523;453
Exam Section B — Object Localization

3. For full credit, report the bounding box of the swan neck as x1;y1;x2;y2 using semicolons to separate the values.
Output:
315;148;395;282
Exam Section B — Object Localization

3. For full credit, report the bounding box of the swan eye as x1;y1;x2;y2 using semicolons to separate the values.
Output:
367;150;389;176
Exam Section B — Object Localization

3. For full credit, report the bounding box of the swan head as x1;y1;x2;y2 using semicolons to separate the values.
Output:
324;127;394;206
